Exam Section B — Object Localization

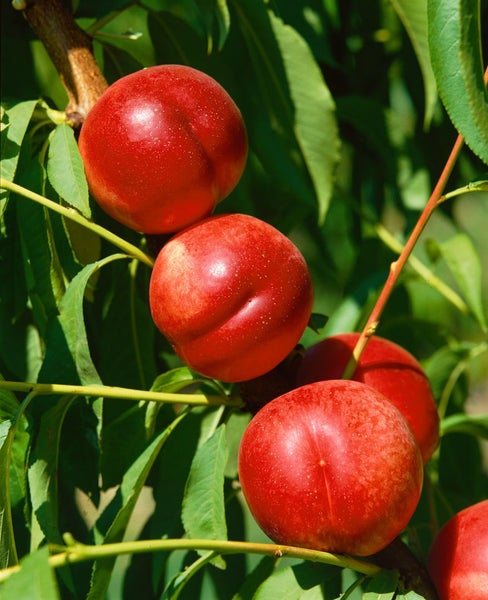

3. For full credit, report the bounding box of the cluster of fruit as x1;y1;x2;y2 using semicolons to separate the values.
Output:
78;64;486;598
78;64;313;384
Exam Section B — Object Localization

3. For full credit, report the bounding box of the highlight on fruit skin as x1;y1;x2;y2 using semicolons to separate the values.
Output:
427;499;488;600
149;213;314;383
295;332;440;464
78;64;248;234
238;379;424;557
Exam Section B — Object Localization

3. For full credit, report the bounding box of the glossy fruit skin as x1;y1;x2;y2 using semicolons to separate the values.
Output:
149;213;314;382
295;333;439;463
78;65;248;234
238;379;423;556
427;500;488;599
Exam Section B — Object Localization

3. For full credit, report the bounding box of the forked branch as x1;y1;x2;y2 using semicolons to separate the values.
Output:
16;0;108;127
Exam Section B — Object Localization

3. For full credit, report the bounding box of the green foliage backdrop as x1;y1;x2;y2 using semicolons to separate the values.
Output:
1;0;487;598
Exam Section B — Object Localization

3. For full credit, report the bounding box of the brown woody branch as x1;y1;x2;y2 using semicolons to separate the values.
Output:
18;0;108;127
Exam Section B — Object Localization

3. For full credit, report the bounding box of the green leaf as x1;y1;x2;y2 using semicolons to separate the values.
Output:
438;233;487;331
0;100;37;206
395;592;425;600
0;383;30;569
363;569;399;598
423;342;472;401
17;198;63;336
0;546;60;600
181;424;228;567
336;96;395;180
27;395;76;549
0;419;18;568
267;11;340;224
162;551;217;600
0;385;20;422
232;556;277;600
439;431;486;509
441;413;488;438
389;0;438;128
40;254;128;386
47;123;90;218
100;41;146;84
87;407;189;600
230;0;331;225
428;0;488;163
253;561;341;600
197;0;231;52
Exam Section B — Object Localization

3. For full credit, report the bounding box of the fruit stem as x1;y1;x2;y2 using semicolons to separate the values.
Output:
0;178;154;268
0;537;381;584
0;380;243;408
342;132;465;380
343;64;488;379
15;0;108;127
370;537;439;599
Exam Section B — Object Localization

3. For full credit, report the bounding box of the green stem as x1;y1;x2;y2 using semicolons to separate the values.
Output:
0;178;154;268
437;180;488;205
0;380;242;408
374;223;469;314
0;538;381;583
437;341;488;420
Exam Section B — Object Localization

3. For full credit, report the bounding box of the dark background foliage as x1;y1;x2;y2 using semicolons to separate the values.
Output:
1;0;487;598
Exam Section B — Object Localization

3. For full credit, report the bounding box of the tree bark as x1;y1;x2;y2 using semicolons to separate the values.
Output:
19;0;108;127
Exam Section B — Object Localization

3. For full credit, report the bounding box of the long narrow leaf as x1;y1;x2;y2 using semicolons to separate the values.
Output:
47;123;90;218
27;395;76;550
268;11;340;224
439;233;487;331
428;0;488;163
389;0;438;128
0;387;30;568
86;407;189;600
181;424;228;568
39;254;128;386
0;100;37;206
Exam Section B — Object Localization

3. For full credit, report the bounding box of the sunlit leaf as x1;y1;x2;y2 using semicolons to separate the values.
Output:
389;0;438;128
0;419;18;568
27;395;76;550
428;0;488;163
253;561;341;599
268;11;340;224
232;556;277;600
0;546;60;600
0;99;37;206
87;407;189;600
182;424;228;567
438;233;487;331
47;123;90;217
40;254;128;386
